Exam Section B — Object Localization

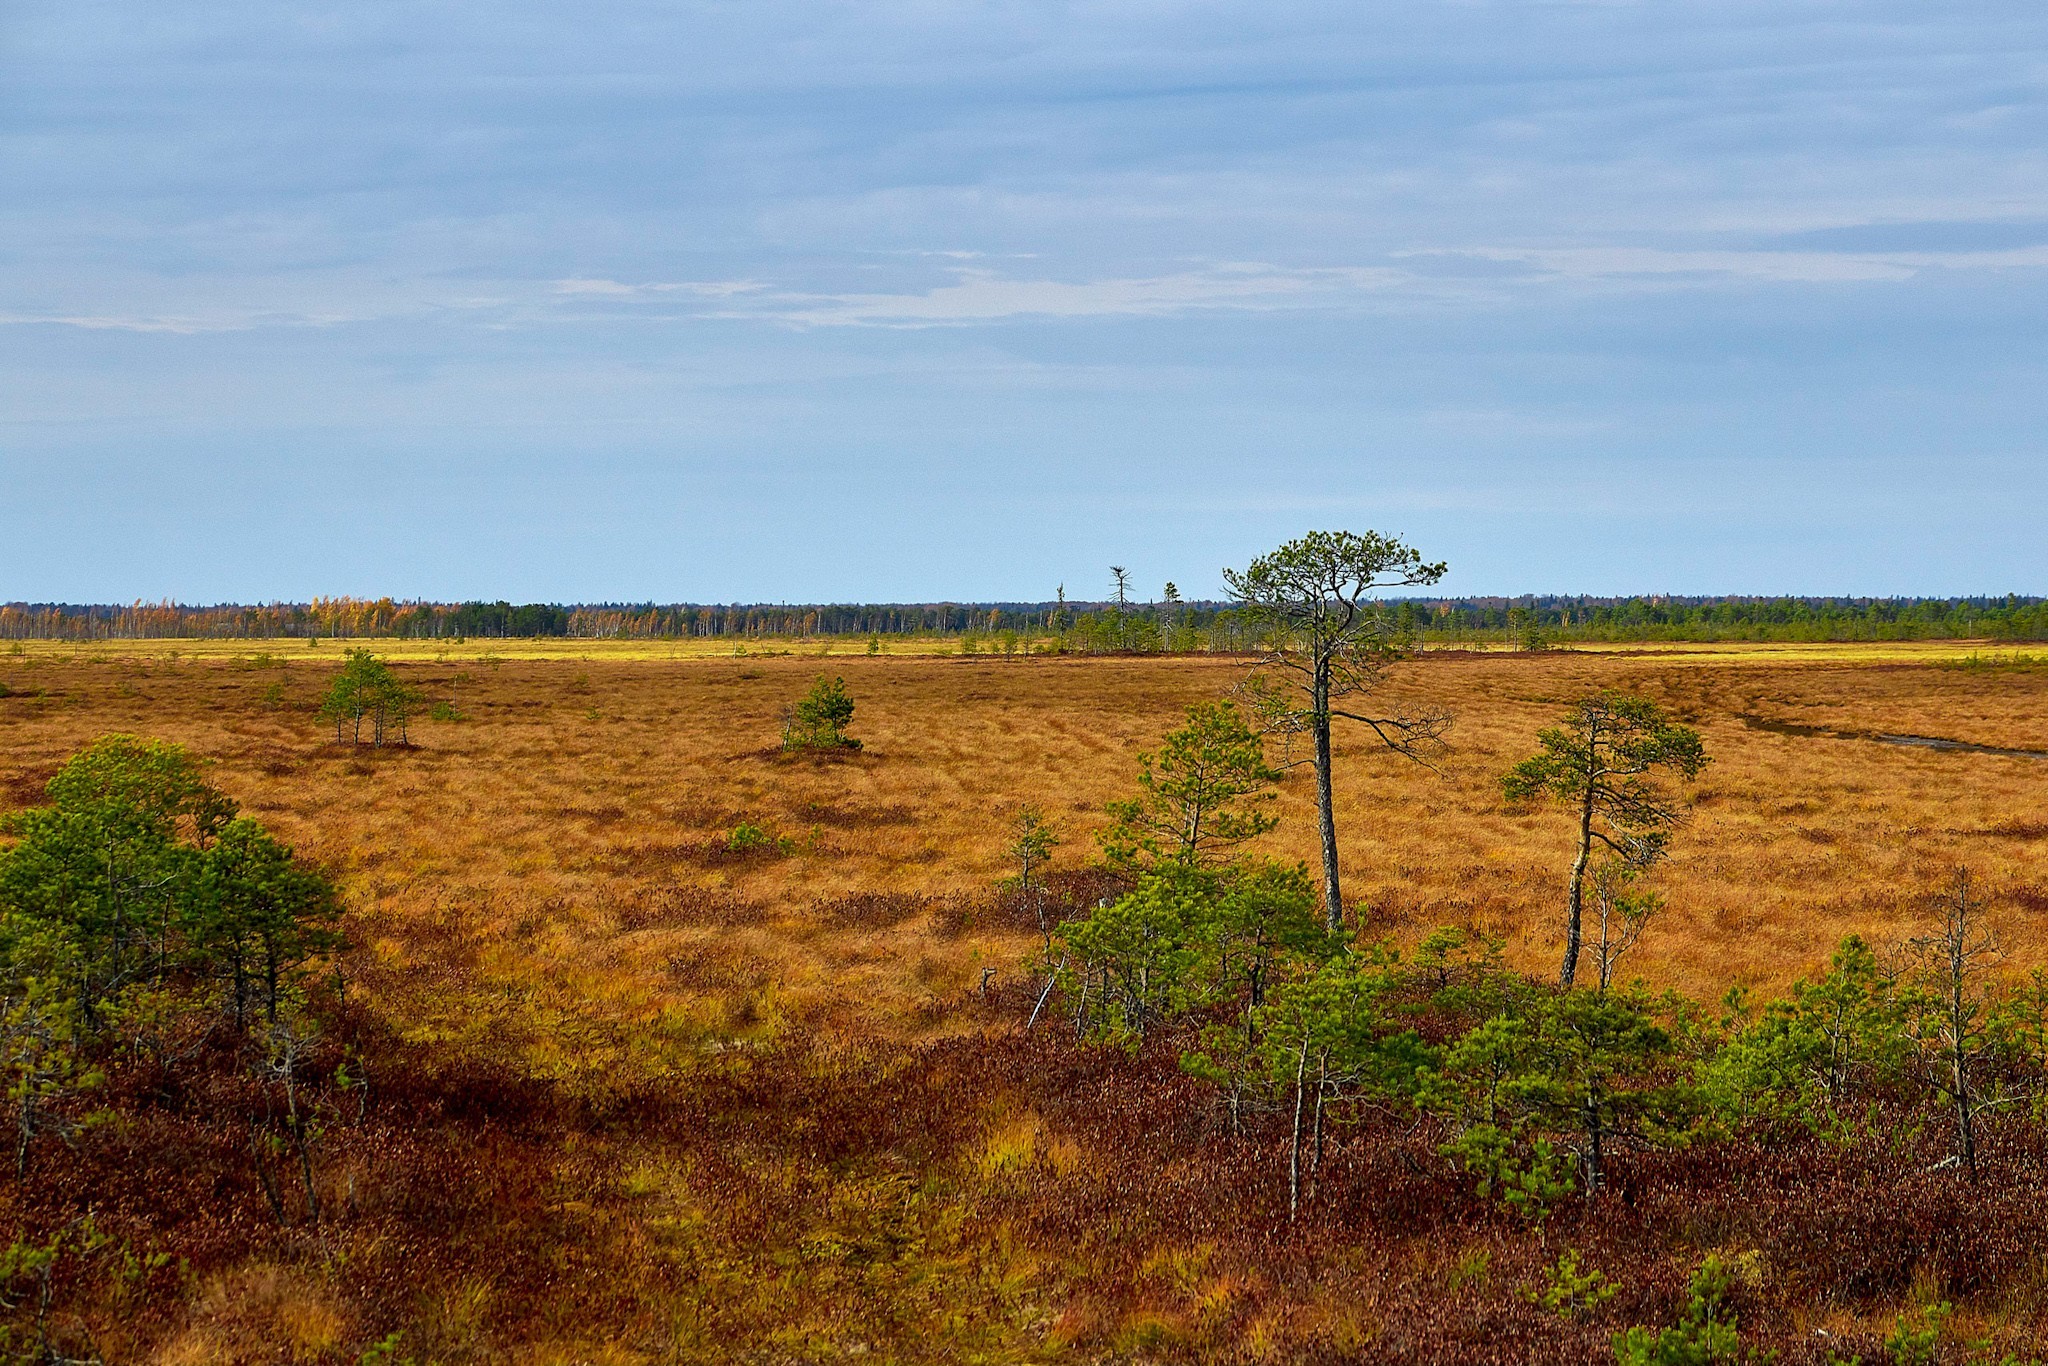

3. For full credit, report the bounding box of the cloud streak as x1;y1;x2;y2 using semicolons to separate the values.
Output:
542;241;2048;329
1427;243;2048;286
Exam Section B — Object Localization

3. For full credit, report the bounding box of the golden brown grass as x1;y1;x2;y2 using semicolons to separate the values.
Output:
3;644;2045;1073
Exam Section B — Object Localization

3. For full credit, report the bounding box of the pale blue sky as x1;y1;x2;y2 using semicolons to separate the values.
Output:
3;1;2044;602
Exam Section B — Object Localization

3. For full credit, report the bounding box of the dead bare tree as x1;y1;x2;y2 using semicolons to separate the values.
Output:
255;1013;324;1223
1109;567;1135;650
1909;867;2001;1182
1589;861;1664;993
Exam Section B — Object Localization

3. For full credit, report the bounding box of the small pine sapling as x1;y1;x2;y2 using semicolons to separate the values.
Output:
783;675;860;750
1502;691;1707;987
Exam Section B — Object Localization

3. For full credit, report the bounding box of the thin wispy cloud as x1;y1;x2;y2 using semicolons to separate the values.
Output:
543;244;2048;328
768;267;1393;326
1430;244;2048;286
557;264;1416;327
0;305;407;334
551;278;769;300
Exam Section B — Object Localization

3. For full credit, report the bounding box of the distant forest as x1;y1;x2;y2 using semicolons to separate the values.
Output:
4;594;2046;645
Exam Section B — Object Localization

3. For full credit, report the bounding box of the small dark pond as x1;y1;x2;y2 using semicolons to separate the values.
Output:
1738;714;2048;760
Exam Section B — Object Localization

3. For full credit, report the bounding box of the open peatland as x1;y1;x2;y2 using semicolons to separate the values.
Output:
2;640;2048;1363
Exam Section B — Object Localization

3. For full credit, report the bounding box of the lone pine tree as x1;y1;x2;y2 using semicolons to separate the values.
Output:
1502;691;1707;988
1225;529;1450;934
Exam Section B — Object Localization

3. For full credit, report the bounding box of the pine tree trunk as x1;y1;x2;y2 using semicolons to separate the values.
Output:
1313;664;1343;936
1583;1082;1604;1194
1952;964;1978;1182
1561;785;1595;987
1307;1059;1327;1207
1954;1045;1976;1181
1288;1030;1310;1219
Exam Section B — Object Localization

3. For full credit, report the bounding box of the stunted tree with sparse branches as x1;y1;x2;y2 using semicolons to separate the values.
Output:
1502;691;1707;988
1224;530;1450;934
1005;806;1061;952
1588;861;1663;993
1109;566;1135;651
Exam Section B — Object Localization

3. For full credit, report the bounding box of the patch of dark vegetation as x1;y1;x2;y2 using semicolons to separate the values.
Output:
311;743;419;772
662;946;773;990
926;871;1139;940
1038;867;1132;917
748;744;875;767
798;799;915;829
661;801;741;830
612;826;807;869
1;765;58;807
1361;885;1425;931
616;884;763;930
725;743;870;765
2010;883;2048;914
604;839;700;873
931;891;1015;936
1964;821;2048;840
817;890;935;928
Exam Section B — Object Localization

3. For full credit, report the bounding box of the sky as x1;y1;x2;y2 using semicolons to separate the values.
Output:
3;0;2045;604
